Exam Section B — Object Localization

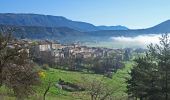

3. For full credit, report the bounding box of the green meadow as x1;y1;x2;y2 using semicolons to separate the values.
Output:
0;62;133;100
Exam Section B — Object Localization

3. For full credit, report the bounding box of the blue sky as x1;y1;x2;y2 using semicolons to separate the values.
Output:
0;0;170;29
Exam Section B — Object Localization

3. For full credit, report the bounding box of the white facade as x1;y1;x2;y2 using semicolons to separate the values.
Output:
39;44;51;51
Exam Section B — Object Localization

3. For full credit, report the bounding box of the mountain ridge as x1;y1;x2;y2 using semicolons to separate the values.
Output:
0;13;128;32
0;13;170;41
97;25;129;30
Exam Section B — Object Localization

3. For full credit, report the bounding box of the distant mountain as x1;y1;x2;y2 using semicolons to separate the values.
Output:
0;13;99;32
88;20;170;37
97;25;129;30
0;13;129;32
146;20;170;33
0;25;85;40
0;13;170;41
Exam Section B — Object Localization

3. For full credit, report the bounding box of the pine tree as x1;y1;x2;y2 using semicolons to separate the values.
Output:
127;34;170;100
127;56;159;100
148;34;170;100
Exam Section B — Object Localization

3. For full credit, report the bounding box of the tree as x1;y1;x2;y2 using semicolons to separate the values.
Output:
127;34;170;100
0;33;40;99
91;56;116;75
151;34;170;100
84;57;95;72
124;48;131;61
127;57;160;100
67;54;76;71
38;71;57;100
80;77;118;100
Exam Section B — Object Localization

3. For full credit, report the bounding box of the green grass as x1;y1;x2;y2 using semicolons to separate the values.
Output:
0;62;133;100
37;61;133;100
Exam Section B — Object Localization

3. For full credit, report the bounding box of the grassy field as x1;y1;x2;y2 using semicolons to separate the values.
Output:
0;62;133;100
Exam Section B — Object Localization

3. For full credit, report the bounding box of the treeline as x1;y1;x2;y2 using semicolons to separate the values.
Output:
127;34;170;100
58;54;123;73
33;51;124;76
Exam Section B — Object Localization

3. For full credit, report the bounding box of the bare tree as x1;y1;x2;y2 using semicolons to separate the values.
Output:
43;81;53;100
80;77;118;100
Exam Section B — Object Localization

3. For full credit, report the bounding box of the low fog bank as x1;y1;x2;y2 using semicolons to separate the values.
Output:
110;34;166;48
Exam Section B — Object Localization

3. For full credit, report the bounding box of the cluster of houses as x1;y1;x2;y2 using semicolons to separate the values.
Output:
29;40;124;60
9;39;143;67
8;39;125;65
